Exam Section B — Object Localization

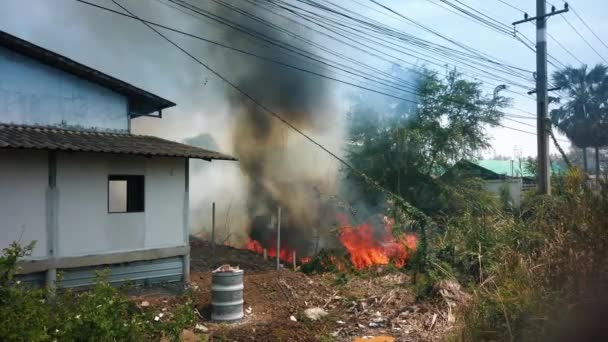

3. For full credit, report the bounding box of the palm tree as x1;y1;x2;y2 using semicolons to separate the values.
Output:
551;64;608;176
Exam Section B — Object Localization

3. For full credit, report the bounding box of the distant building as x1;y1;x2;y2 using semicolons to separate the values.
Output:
0;30;236;288
446;159;564;207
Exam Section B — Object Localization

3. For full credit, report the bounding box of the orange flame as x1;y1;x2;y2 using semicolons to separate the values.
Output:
246;238;310;264
337;215;417;269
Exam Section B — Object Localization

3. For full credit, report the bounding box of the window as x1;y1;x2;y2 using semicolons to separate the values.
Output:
108;175;144;213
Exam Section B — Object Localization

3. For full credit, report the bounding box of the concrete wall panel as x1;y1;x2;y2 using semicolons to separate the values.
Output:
0;47;128;131
56;152;185;256
0;149;48;257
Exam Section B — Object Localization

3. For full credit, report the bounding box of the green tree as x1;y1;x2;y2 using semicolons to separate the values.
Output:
344;67;509;214
551;64;608;176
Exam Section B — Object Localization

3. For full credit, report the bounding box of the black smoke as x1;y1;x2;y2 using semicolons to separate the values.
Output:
211;1;333;255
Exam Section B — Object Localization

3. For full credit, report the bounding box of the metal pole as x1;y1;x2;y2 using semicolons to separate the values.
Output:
276;206;281;271
536;0;550;195
211;202;216;263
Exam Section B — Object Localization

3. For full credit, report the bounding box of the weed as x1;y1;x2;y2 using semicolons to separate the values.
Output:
450;169;608;340
333;272;350;286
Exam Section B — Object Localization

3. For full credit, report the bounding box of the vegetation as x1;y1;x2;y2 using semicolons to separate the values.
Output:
444;169;608;341
551;64;608;175
342;64;608;340
344;67;509;214
0;242;195;342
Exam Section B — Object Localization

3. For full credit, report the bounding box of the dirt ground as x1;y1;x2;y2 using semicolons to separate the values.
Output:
129;238;462;341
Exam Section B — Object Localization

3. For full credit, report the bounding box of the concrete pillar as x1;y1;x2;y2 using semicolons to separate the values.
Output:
46;151;58;290
183;159;190;283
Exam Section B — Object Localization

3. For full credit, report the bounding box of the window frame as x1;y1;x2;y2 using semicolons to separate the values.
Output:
107;175;145;214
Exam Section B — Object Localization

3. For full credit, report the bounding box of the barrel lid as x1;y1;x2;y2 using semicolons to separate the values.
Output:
212;264;244;275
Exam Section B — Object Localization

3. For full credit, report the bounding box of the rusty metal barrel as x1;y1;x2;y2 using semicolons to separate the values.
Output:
211;267;244;321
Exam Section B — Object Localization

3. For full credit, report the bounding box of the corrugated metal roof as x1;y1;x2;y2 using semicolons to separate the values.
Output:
474;160;530;178
0;30;175;115
474;160;564;178
0;124;237;161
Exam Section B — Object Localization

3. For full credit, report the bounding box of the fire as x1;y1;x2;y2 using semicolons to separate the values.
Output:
337;214;417;269
246;239;264;254
246;238;310;264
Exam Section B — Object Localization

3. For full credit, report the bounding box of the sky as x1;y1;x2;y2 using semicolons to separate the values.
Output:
1;0;607;160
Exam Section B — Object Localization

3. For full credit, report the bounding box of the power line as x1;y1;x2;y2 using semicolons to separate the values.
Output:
569;4;608;52
503;116;536;129
73;0;427;104
162;0;424;95
236;0;507;93
498;123;538;136
186;0;556;111
101;0;431;221
268;0;535;86
172;0;535;100
422;0;570;70
433;0;513;35
495;0;525;14
206;0;420;90
562;15;608;63
177;0;543;114
361;0;571;90
86;0;548;126
71;0;532;124
547;30;585;65
504;112;536;120
363;0;535;76
167;0;430;93
494;0;579;68
79;0;569;153
497;123;569;144
173;0;538;100
499;117;570;144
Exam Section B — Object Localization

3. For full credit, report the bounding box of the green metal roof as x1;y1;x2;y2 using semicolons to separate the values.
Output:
474;160;530;178
473;160;564;178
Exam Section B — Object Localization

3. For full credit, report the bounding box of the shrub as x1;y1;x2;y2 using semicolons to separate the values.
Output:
450;169;608;340
0;243;196;342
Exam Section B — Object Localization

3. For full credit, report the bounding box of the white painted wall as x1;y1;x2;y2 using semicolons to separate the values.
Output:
484;178;523;207
56;152;186;256
0;47;128;132
0;149;48;257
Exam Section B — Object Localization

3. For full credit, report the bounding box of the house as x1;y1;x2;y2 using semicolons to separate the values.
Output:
0;30;236;289
444;160;525;206
446;159;565;206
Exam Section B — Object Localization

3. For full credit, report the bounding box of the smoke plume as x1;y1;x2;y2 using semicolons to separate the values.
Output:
213;1;339;255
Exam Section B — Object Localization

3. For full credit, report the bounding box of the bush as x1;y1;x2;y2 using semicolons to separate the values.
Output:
0;243;196;342
448;169;608;341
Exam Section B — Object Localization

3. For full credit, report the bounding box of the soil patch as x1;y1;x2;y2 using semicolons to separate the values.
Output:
129;238;460;341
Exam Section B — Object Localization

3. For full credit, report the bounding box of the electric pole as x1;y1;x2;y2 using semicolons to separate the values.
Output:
513;1;569;195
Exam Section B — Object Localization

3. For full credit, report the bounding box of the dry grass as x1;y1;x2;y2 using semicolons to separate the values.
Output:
451;169;608;341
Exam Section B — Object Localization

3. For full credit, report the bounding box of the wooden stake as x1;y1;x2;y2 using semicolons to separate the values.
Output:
211;202;216;264
292;250;296;271
263;248;267;261
276;206;281;271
